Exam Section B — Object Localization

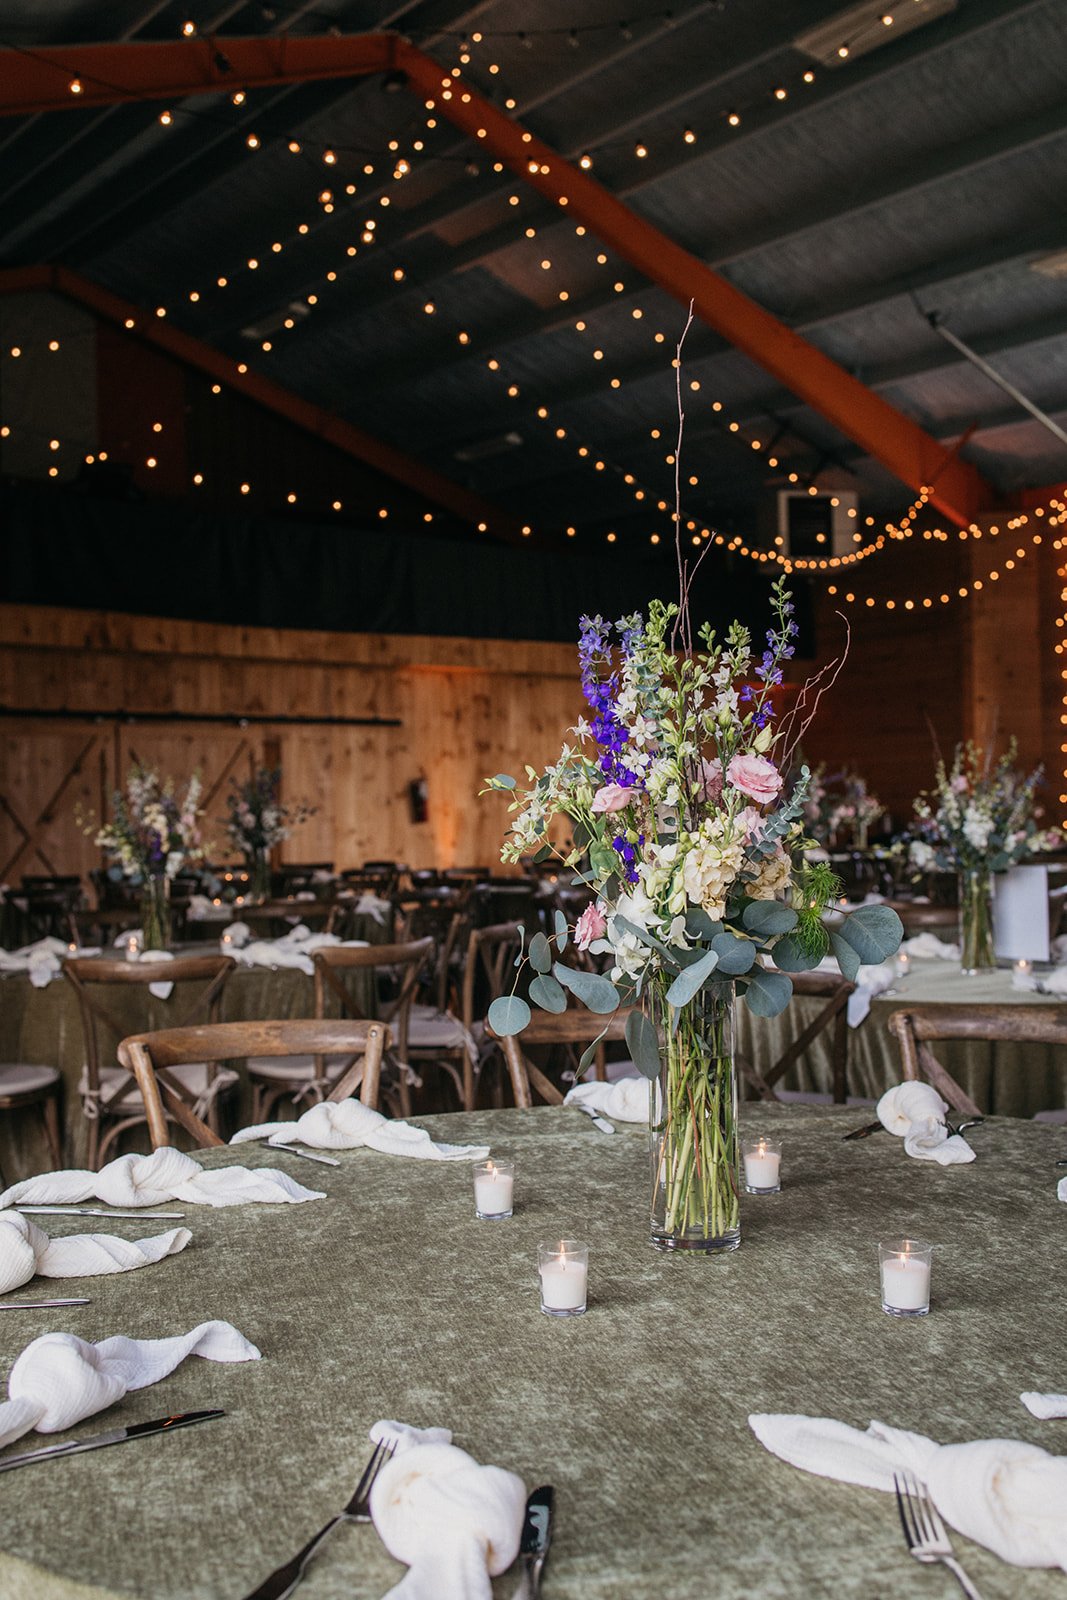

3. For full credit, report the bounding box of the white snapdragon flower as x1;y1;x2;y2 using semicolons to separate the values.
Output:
962;805;994;852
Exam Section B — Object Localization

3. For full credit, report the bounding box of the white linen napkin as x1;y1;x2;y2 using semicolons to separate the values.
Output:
220;920;251;948
136;948;175;1000
1013;966;1067;997
230;1100;489;1162
815;955;903;1026
230;933;367;976
0;1212;191;1296
0;937;70;988
876;1082;975;1164
0;1321;259;1452
1057;1176;1067;1204
0;1146;324;1210
1021;1393;1067;1419
564;1076;648;1122
903;932;961;960
749;1412;1067;1570
355;892;392;925
369;1421;526;1600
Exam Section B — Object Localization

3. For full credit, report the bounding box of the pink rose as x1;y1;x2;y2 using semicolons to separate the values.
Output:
574;903;607;951
698;758;723;802
736;805;765;842
591;783;636;814
726;752;783;805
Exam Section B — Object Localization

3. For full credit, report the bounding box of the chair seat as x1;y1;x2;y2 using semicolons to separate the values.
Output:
245;1054;348;1086
406;1005;474;1057
0;1062;61;1100
81;1061;237;1116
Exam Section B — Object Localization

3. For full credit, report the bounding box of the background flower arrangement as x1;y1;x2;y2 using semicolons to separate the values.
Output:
907;742;1050;876
222;767;315;898
93;764;204;884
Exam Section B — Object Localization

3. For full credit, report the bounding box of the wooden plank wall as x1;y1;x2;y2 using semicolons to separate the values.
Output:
0;604;581;881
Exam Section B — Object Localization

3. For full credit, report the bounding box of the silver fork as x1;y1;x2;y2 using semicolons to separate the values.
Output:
893;1471;986;1600
243;1437;396;1600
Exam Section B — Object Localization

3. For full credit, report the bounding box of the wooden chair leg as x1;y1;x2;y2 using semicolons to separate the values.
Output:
85;1111;100;1172
41;1089;63;1170
831;1010;849;1104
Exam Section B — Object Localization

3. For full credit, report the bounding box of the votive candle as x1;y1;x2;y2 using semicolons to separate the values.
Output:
879;1237;932;1317
538;1239;588;1317
473;1159;514;1220
742;1136;782;1195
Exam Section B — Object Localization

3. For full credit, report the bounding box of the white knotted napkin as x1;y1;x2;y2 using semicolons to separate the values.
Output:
749;1413;1067;1570
0;1321;260;1452
220;921;251;948
231;1099;489;1162
0;1146;324;1211
902;932;961;961
1021;1393;1067;1419
137;948;175;1001
0;937;69;988
1058;1177;1067;1204
564;1076;649;1123
876;1082;975;1164
231;932;368;976
815;955;904;1026
369;1422;526;1600
0;1212;190;1295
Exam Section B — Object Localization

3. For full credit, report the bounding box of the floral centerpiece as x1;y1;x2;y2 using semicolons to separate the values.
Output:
804;765;884;850
94;765;204;949
908;742;1055;973
485;578;902;1254
222;767;314;901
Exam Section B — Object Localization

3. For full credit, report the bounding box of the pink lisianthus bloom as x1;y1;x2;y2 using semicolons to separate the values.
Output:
726;752;783;805
574;902;607;951
591;782;636;814
735;805;765;843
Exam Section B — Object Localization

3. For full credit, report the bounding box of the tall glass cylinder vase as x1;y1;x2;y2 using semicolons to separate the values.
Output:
649;977;740;1254
958;866;995;975
140;874;171;952
247;850;271;903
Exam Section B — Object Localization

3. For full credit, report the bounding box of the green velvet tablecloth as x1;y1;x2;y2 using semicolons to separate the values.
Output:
735;957;1067;1116
0;1103;1062;1599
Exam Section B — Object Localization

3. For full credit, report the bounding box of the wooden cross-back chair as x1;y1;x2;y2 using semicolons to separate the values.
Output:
63;954;236;1167
241;900;339;937
308;938;435;1118
737;970;857;1103
888;1003;1067;1118
460;921;524;1109
117;1019;390;1151
490;1008;637;1109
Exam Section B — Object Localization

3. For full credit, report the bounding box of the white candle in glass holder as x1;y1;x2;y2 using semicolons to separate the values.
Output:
879;1239;932;1316
742;1137;781;1193
473;1159;514;1219
538;1240;588;1315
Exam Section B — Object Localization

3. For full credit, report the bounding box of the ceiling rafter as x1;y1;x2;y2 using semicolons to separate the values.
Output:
226;0;1039;357
0;262;526;542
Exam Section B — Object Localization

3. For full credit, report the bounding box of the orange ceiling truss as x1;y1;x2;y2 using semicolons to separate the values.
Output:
0;30;1051;529
0;263;527;543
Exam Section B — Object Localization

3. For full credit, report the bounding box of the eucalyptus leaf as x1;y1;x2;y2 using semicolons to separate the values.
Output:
577;1030;609;1077
836;903;904;965
529;973;567;1014
664;948;719;1008
742;900;798;936
625;1009;662;1080
590;844;618;879
828;931;861;983
529;932;552;974
553;909;568;951
487;994;532;1037
684;907;723;942
769;933;824;974
553;963;621;1014
740;966;793;1018
532;844;553;864
711;930;757;975
489;773;516;790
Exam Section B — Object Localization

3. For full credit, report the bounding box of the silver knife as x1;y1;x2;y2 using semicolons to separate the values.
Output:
571;1102;616;1135
0;1297;90;1310
15;1207;186;1219
262;1143;340;1168
511;1485;554;1600
0;1408;224;1473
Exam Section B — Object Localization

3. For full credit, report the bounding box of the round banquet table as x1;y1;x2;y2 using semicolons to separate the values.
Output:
0;1103;1062;1599
735;957;1067;1116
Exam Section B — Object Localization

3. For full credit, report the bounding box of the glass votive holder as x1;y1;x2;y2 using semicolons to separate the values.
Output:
879;1237;932;1317
124;931;143;961
473;1159;514;1220
538;1239;588;1318
742;1136;782;1195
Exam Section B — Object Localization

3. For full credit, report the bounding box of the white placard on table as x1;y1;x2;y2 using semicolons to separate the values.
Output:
993;864;1050;962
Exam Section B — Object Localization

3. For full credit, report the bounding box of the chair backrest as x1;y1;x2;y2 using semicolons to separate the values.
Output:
64;954;236;1099
241;900;338;934
117;1018;391;1150
736;969;856;1104
884;901;959;936
312;938;434;1060
490;1008;635;1109
888;1002;1067;1117
461;921;523;1031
